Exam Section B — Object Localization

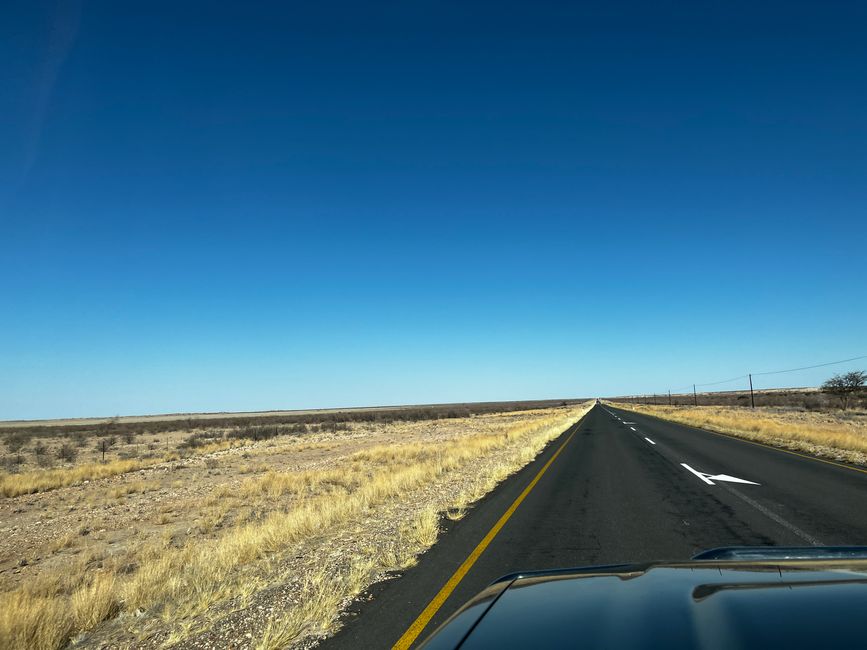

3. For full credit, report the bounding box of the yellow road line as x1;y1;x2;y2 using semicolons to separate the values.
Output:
392;424;580;649
614;406;867;477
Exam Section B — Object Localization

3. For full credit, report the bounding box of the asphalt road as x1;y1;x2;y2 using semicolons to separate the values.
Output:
323;404;867;649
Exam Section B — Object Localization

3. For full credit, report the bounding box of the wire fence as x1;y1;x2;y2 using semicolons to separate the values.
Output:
612;354;867;410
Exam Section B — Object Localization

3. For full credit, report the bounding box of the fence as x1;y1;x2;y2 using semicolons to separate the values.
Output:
609;354;867;410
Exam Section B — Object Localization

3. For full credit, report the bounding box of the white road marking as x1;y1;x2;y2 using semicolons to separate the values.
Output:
681;463;760;486
629;426;637;431
644;437;656;445
705;473;761;485
681;463;715;484
723;485;821;545
623;422;636;424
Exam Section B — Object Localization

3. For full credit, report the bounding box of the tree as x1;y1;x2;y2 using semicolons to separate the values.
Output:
821;371;866;410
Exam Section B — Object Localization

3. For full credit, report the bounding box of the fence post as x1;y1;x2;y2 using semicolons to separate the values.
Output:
693;384;697;406
668;390;671;406
749;373;755;409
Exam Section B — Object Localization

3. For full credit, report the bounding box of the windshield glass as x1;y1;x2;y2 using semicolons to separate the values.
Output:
2;2;865;649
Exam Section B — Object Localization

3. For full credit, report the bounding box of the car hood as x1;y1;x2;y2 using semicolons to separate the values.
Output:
421;554;867;649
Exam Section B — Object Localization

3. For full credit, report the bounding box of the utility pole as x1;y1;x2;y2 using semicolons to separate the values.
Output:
749;373;755;409
693;384;697;406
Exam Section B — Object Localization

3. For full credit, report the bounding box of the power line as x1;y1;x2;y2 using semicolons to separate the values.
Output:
656;354;866;396
695;375;749;388
752;354;867;377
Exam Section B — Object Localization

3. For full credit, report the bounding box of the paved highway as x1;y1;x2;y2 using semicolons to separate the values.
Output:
323;404;867;649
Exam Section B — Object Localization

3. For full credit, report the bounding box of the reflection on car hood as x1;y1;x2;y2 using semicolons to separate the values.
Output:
421;556;867;649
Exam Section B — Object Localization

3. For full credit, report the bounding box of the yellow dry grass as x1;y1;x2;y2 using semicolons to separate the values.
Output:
0;440;245;497
612;403;867;463
1;459;145;498
0;591;71;650
0;404;591;649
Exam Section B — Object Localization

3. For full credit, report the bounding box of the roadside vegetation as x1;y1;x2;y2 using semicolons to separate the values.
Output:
609;401;867;466
0;439;251;498
621;380;867;411
0;399;583;495
0;403;591;649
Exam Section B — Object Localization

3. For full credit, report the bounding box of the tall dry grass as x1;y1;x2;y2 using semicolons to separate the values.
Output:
612;403;867;464
0;404;591;649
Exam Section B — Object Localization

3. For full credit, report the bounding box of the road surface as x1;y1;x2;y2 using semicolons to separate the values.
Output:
323;404;867;649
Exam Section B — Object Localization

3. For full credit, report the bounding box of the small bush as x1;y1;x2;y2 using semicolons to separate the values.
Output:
180;431;223;449
57;443;78;463
4;433;30;453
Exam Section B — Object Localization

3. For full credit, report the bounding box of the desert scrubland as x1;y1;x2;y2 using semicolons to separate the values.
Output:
0;402;591;649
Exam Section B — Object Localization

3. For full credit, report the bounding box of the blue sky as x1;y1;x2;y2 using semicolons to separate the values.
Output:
2;1;866;420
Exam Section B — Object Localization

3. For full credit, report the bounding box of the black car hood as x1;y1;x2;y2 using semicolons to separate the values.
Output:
421;554;867;649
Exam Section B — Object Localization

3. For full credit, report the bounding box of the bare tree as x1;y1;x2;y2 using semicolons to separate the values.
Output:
821;371;866;410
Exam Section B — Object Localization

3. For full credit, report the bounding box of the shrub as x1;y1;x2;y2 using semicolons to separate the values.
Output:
4;433;30;453
57;443;78;463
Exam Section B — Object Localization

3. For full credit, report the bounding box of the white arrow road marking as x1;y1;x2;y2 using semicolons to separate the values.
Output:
681;464;714;484
681;463;760;486
705;473;761;485
644;437;656;445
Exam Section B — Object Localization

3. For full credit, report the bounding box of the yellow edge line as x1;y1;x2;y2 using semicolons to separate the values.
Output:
615;406;867;477
392;424;580;650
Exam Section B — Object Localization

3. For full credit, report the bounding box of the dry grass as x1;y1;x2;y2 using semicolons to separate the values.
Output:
70;573;119;631
254;569;345;650
251;406;592;647
0;404;591;649
611;403;867;464
1;459;145;498
0;440;246;497
0;591;72;650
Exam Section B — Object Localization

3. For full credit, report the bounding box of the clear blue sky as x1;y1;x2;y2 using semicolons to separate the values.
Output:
2;1;865;420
